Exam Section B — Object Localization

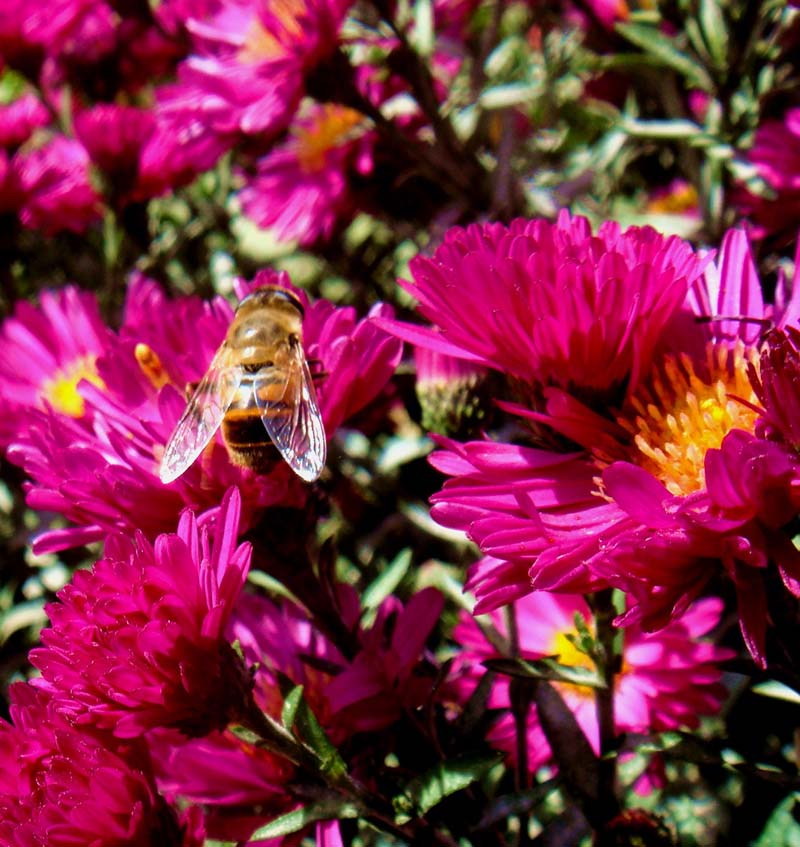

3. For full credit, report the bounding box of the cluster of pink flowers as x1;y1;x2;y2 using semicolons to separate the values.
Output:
0;272;461;844
0;0;479;244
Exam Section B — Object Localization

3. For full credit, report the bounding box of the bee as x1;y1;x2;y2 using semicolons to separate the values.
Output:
159;285;326;484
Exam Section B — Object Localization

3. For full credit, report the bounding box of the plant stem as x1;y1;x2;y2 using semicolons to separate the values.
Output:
591;588;620;841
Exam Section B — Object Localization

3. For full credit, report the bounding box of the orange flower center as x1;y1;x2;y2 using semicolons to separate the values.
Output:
41;355;105;417
295;105;364;173
613;341;759;496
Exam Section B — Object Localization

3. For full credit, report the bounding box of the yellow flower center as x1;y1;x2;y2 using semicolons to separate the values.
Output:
41;355;105;417
238;1;306;63
550;629;596;701
647;182;699;215
295;105;364;173
613;342;759;496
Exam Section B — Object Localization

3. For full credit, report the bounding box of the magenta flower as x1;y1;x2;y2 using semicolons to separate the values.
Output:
0;93;49;149
0;683;205;847
239;102;373;245
11;135;101;234
30;488;254;738
156;0;353;154
736;108;800;238
451;593;733;772
74;104;167;204
150;589;346;841
326;587;444;733
411;218;797;665
380;211;709;402
0;284;112;446
5;270;401;552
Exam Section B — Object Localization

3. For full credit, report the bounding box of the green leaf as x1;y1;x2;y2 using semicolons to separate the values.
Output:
615;22;713;90
751;680;800;704
295;694;348;784
751;794;800;847
281;684;304;730
483;656;605;689
474;780;560;830
248;796;362;840
362;549;412;612
393;751;503;823
698;0;728;69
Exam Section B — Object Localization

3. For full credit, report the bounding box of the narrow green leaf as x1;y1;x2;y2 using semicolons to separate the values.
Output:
394;751;503;823
483;656;605;689
248;797;362;840
698;0;728;69
473;780;560;830
281;684;304;730
362;549;413;612
295;695;348;784
752;680;800;705
615;22;713;90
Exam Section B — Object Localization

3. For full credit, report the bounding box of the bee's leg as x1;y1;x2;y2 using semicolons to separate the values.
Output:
184;381;199;400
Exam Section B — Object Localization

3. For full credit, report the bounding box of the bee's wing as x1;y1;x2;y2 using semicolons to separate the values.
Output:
254;343;326;482
159;343;241;484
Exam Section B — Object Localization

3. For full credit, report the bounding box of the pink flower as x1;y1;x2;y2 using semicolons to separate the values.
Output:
326;587;444;733
379;211;709;402
0;93;49;148
0;284;112;446
411;218;796;665
30;488;254;738
239;102;373;245
0;683;205;847
736;108;800;238
74;104;162;204
5;270;401;552
11;135;101;234
156;0;353;153
150;589;346;841
451;593;733;771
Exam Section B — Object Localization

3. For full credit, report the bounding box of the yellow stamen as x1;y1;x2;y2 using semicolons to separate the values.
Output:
294;105;364;173
616;342;759;496
647;182;699;215
551;629;596;701
135;343;170;390
41;355;105;417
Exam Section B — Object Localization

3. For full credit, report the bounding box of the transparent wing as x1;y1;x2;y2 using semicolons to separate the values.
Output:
159;344;242;484
254;344;326;482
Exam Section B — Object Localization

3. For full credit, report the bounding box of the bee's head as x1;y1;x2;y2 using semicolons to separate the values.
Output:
238;285;305;318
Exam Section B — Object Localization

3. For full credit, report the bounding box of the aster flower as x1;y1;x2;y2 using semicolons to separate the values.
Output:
0;683;205;847
239;101;373;245
450;593;733;772
0;284;112;447
326;587;444;733
150;589;345;842
11;135;101;234
379;211;710;405
74;103;160;204
155;0;353;156
403;217;797;664
0;92;49;149
6;269;402;552
30;488;254;738
737;107;800;239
